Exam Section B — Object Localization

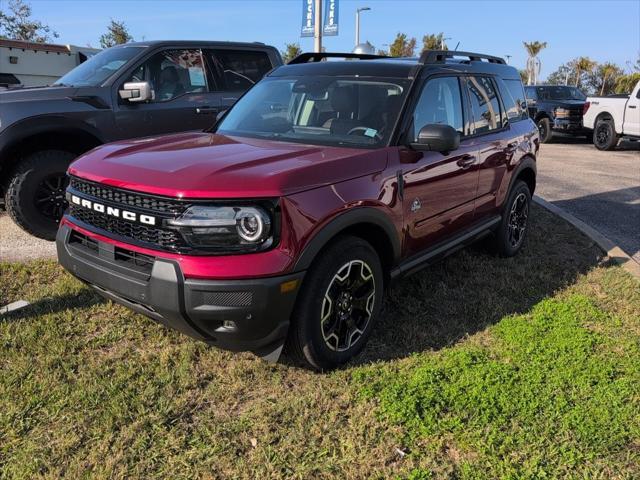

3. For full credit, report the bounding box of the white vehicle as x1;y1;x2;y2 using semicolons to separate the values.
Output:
583;80;640;150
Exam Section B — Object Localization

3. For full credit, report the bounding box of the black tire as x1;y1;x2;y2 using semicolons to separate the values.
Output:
5;150;76;240
492;180;531;257
593;119;618;151
536;117;552;143
285;236;384;371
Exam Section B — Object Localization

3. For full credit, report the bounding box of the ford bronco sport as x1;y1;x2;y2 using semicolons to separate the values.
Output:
56;50;538;370
0;40;281;240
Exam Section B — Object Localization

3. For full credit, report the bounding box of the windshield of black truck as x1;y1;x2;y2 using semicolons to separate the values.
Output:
539;86;586;101
53;46;144;87
216;76;409;148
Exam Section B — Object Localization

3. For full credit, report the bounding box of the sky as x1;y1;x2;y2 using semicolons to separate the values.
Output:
18;0;640;80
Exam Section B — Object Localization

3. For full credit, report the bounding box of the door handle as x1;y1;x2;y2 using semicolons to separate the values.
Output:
456;155;476;169
196;106;218;114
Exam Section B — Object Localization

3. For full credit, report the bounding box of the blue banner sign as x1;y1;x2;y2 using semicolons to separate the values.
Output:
323;0;339;36
301;0;315;37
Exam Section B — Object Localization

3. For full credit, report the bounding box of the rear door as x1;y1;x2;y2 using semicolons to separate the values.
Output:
623;86;640;136
400;75;480;256
113;47;221;139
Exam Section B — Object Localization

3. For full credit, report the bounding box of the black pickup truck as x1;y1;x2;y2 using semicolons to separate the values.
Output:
524;85;588;143
0;40;282;239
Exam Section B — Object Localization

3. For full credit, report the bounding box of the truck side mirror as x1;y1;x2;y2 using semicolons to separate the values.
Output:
119;82;153;103
410;124;460;153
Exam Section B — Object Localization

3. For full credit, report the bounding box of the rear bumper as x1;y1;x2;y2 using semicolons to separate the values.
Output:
56;223;304;355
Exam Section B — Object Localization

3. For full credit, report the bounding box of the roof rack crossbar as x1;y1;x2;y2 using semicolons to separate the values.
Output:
419;50;506;65
288;52;387;64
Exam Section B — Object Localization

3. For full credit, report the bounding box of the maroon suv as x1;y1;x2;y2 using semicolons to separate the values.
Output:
56;51;539;370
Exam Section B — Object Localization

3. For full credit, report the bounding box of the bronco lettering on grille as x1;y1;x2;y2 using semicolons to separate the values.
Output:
70;195;157;226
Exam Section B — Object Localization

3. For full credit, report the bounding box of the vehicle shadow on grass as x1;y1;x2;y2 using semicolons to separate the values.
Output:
355;203;607;365
0;289;102;323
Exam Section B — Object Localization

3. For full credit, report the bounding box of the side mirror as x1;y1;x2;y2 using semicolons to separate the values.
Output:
411;124;460;153
119;81;153;103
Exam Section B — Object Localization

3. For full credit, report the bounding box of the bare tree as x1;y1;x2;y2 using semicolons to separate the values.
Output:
0;0;58;43
99;19;133;49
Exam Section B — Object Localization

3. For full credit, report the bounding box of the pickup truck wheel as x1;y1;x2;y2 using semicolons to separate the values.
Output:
286;236;383;371
492;180;531;257
536;117;552;143
593;120;618;151
5;150;75;240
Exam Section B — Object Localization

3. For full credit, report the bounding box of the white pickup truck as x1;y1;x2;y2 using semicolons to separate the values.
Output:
583;80;640;150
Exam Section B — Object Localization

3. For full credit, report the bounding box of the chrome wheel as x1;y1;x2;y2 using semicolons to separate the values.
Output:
507;192;528;248
321;259;375;352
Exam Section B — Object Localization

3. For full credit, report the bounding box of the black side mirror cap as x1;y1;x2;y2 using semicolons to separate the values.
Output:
410;124;460;153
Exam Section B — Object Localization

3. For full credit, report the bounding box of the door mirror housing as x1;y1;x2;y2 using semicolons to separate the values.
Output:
119;82;153;103
411;124;460;153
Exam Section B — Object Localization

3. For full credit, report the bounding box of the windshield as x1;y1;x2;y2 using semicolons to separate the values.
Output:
216;76;410;148
54;46;144;87
540;86;586;101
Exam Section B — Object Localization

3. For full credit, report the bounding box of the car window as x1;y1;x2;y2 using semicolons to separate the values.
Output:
466;76;503;134
54;46;144;87
499;79;528;122
524;86;537;100
411;76;464;141
209;49;272;92
124;49;208;102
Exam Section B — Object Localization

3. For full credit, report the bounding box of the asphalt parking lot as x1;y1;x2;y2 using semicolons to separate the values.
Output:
1;139;639;264
536;138;640;263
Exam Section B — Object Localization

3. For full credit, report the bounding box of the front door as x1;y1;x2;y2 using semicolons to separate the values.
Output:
113;48;222;140
401;76;479;257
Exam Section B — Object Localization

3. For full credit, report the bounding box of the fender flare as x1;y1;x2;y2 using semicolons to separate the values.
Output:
293;207;402;272
507;155;537;200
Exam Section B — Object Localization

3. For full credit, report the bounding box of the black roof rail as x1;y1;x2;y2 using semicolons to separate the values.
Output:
419;50;506;65
288;52;387;64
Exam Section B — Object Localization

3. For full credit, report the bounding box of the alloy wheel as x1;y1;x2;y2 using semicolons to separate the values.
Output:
507;192;528;248
320;259;376;352
34;174;68;220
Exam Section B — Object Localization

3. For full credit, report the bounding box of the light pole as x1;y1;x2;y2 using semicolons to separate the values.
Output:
355;7;371;47
505;55;512;64
314;0;322;53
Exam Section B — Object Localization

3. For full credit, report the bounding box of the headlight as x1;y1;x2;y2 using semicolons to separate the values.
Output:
167;205;273;252
554;107;570;117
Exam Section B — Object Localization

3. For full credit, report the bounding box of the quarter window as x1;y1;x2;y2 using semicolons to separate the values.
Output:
466;76;503;134
500;79;528;122
411;76;464;141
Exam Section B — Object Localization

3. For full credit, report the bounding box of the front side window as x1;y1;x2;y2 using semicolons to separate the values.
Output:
54;46;144;87
466;76;503;134
217;76;409;148
124;49;208;102
209;50;272;92
411;76;464;141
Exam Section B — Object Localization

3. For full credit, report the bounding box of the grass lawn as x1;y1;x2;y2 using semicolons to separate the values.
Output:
1;204;638;479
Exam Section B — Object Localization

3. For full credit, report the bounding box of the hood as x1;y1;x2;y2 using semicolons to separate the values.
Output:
0;85;79;102
549;99;586;109
69;132;388;198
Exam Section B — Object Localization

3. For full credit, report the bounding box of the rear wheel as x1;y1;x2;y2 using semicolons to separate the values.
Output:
5;150;76;240
537;117;552;143
491;180;531;257
286;236;383;371
593;119;618;151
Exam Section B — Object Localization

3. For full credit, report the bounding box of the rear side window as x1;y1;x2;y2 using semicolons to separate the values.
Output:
209;49;272;92
411;76;464;141
466;76;503;134
499;79;528;122
524;86;537;100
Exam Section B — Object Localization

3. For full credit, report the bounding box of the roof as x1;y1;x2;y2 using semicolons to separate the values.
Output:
0;39;70;54
271;51;521;81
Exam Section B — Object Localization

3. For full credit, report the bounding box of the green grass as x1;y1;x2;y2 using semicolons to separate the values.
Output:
1;205;639;479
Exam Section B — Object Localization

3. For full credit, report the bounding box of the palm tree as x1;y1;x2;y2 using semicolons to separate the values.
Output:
599;62;618;95
523;41;547;85
574;57;596;88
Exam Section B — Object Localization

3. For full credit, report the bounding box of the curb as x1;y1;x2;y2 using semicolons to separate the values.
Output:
533;196;640;279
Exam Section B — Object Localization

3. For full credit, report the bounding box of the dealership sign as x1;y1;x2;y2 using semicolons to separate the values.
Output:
301;0;339;37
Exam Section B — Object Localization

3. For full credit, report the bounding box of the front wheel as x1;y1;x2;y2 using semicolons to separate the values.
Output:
491;180;531;257
537;117;552;143
593;120;618;151
285;236;383;371
5;150;76;240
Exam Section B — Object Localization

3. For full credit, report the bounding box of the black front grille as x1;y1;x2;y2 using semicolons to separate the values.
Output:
69;205;187;251
69;177;186;215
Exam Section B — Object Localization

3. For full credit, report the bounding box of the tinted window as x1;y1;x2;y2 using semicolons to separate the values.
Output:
466;76;503;134
124;49;208;102
412;76;464;140
536;86;586;101
500;79;528;122
210;50;272;92
54;46;144;87
524;86;537;100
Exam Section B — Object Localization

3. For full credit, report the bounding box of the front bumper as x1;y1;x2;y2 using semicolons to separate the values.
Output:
553;117;583;132
56;224;304;356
